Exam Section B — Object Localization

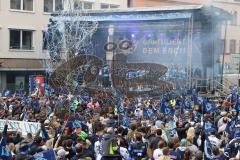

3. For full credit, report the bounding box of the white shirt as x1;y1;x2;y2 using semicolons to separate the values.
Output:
153;148;163;160
161;132;169;143
217;117;229;128
218;123;227;133
9;105;13;113
94;141;102;160
208;135;221;147
188;144;199;155
120;147;130;160
134;109;143;118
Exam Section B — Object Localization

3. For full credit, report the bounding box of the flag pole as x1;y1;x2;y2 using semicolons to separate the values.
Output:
221;21;228;86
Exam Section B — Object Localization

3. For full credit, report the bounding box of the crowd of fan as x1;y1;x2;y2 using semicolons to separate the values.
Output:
0;89;239;160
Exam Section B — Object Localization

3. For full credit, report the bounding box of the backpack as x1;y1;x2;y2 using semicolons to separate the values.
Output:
150;136;163;151
101;134;119;156
130;142;147;159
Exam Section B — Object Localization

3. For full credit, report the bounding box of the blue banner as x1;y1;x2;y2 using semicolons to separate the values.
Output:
34;149;56;160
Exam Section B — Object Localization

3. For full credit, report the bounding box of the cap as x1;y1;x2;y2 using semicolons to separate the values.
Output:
180;139;187;146
77;130;87;141
57;149;69;157
220;111;227;116
155;120;162;127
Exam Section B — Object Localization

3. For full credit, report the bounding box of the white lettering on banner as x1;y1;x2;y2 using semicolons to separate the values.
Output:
0;120;40;136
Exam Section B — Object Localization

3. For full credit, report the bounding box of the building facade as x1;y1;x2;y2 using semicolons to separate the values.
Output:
0;0;127;93
128;0;240;89
212;0;240;87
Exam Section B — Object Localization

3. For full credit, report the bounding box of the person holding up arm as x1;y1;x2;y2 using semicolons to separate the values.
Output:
0;120;12;160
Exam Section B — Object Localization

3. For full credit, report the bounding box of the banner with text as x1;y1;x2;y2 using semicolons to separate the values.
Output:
0;120;40;136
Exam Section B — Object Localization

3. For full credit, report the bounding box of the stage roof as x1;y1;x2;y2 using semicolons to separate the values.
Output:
51;5;231;22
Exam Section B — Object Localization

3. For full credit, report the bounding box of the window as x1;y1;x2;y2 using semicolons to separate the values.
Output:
101;4;109;9
230;39;236;54
239;40;240;54
74;1;82;10
22;31;32;49
221;39;225;54
55;0;63;11
83;2;92;9
110;4;120;8
9;29;33;50
44;0;53;12
10;30;20;49
10;0;33;11
10;0;21;10
74;1;92;10
42;31;47;50
44;0;63;13
23;0;33;11
231;11;238;25
101;3;120;9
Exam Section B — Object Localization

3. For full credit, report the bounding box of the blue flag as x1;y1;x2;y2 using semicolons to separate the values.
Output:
78;96;90;104
41;128;49;142
203;101;216;112
204;136;213;159
192;88;198;96
66;120;82;129
25;98;32;105
204;121;215;134
231;85;238;94
231;85;239;102
33;100;40;110
147;108;156;118
161;99;174;116
181;89;188;97
197;96;204;105
142;108;148;119
0;137;12;160
235;97;240;111
34;149;56;160
193;95;202;105
181;114;187;124
226;116;238;139
143;108;156;119
120;115;131;128
2;90;11;97
226;86;238;102
194;112;202;123
118;105;125;114
15;90;24;97
176;99;183;107
169;129;178;138
117;98;125;114
184;99;192;110
19;142;31;153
